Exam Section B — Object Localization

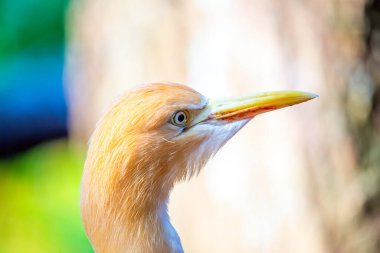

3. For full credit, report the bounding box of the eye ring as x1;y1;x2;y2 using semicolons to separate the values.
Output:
171;110;190;127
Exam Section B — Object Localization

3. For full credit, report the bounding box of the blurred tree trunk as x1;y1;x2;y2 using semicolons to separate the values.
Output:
67;0;378;252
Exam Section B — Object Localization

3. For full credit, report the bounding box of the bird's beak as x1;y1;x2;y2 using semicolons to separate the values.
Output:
192;91;318;125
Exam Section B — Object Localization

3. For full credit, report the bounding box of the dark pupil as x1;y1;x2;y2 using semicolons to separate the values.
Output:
177;113;185;123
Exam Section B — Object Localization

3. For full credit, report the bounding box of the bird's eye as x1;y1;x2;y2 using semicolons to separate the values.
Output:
171;110;190;127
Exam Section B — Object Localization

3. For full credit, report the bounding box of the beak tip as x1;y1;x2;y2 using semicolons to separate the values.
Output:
310;93;319;100
295;92;318;105
308;92;319;99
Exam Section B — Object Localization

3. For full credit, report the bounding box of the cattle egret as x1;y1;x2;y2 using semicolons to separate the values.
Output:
80;82;317;253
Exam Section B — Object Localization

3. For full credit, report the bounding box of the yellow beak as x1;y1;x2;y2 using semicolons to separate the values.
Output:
210;91;318;122
192;91;317;125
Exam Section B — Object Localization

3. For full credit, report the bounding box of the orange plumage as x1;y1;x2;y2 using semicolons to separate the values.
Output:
80;82;317;253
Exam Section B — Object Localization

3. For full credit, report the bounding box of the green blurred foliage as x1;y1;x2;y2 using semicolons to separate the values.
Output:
0;141;93;253
0;0;68;62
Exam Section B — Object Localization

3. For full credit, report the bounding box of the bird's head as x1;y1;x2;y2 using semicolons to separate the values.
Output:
83;82;318;205
81;82;317;251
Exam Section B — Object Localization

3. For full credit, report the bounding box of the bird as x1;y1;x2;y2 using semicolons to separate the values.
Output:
80;82;317;253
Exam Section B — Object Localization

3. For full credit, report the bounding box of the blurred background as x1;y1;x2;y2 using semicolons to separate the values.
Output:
1;0;380;252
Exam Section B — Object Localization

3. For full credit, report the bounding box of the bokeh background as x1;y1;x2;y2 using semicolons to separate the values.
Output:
1;0;380;252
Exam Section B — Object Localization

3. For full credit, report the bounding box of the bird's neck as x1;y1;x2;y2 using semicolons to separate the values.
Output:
158;204;184;253
81;144;185;253
112;202;184;253
83;187;183;253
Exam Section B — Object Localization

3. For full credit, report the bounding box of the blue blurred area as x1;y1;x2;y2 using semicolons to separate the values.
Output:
0;0;68;156
0;49;67;155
